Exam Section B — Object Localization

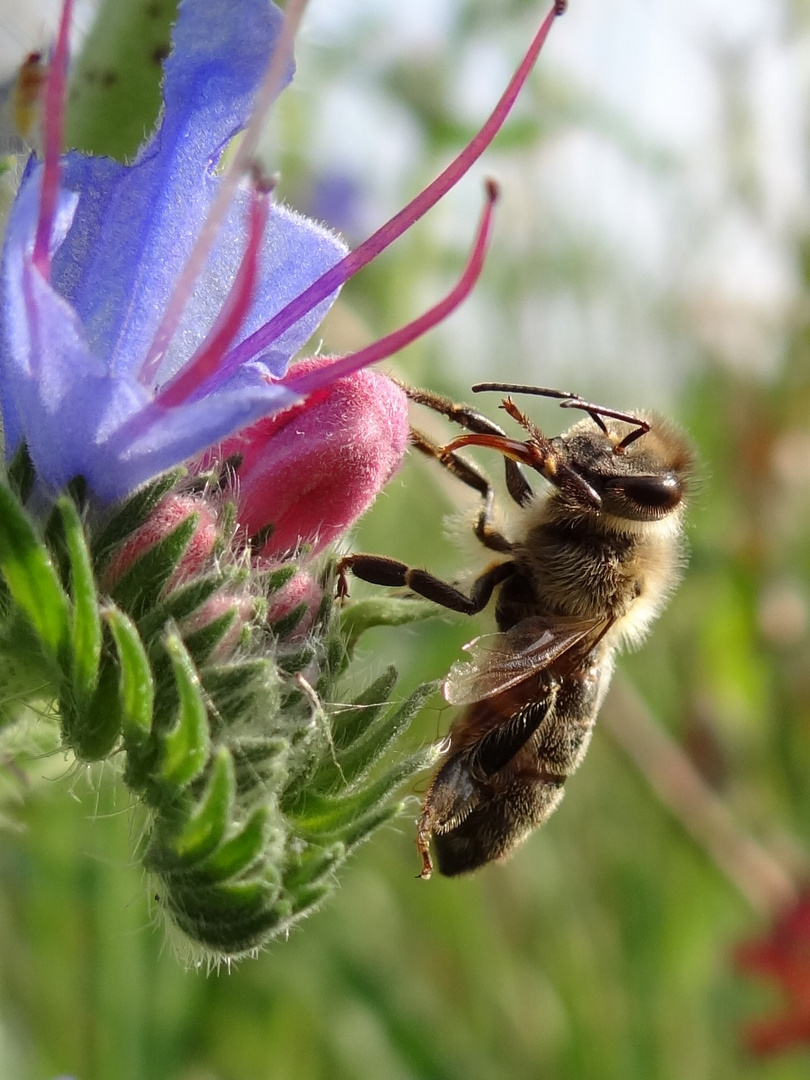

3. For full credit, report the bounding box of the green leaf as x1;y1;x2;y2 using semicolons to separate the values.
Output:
0;485;69;664
156;631;210;788
59;497;102;708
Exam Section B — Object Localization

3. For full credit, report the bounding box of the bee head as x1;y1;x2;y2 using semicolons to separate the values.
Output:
556;414;694;522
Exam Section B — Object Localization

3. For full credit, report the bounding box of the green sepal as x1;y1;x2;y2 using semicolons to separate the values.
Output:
270;602;308;639
107;512;199;619
104;606;155;754
92;469;186;571
0;485;69;666
283;842;345;893
340;801;405;854
6;445;35;504
230;737;288;794
191;807;272;884
62;658;123;762
182;608;241;667
138;569;245;639
59;497;102;710
329;666;399;750
277;644;316;676
286;747;438;839
289;882;332;920
262;565;298;594
202;660;279;725
167;889;289;955
147;748;236;870
310;682;438;795
155;631;210;788
165;875;278;926
340;596;437;651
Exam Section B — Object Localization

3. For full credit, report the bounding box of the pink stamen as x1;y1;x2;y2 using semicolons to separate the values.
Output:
220;2;563;382
32;0;73;277
154;178;271;409
138;0;309;386
281;179;499;396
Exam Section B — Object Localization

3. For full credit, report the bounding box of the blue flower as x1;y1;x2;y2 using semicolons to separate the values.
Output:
0;0;564;507
0;0;346;502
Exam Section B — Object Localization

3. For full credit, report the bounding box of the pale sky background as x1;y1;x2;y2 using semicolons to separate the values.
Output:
0;0;806;403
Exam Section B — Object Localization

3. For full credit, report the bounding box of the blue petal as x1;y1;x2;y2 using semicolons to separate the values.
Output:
96;366;300;500
51;0;344;382
3;202;301;501
0;0;350;502
156;194;347;386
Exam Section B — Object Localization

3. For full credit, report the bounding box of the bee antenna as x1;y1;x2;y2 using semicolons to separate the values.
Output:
471;383;650;447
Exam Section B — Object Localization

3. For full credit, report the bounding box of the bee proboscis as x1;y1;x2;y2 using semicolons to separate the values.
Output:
339;382;694;878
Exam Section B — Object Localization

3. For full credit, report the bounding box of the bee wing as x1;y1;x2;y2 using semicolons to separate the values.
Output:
443;615;606;705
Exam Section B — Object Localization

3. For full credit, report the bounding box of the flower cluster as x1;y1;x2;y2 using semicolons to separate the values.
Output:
0;0;564;958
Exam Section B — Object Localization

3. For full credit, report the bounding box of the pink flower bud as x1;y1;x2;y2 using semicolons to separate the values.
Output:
266;568;324;641
183;589;257;661
220;359;409;556
102;494;219;591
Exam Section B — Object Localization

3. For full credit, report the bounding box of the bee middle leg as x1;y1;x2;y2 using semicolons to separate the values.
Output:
338;554;516;615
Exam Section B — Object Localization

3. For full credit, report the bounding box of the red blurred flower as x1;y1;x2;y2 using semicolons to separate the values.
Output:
735;889;810;1055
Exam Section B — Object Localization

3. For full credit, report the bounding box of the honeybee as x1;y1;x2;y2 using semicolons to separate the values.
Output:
339;382;694;878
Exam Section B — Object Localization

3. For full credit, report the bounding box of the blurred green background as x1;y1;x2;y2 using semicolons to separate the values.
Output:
3;0;810;1076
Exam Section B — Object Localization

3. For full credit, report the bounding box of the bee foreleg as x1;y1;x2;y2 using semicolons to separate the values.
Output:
338;555;515;615
410;428;512;553
403;384;534;508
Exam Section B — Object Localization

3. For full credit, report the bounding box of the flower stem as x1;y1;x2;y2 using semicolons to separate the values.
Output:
605;677;800;917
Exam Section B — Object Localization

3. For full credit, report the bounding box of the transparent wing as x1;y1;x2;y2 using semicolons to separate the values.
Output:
443;614;607;706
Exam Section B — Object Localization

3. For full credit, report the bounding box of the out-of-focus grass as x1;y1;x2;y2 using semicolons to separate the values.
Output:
2;0;810;1077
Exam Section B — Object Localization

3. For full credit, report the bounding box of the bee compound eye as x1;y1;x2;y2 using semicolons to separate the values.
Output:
605;472;682;514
